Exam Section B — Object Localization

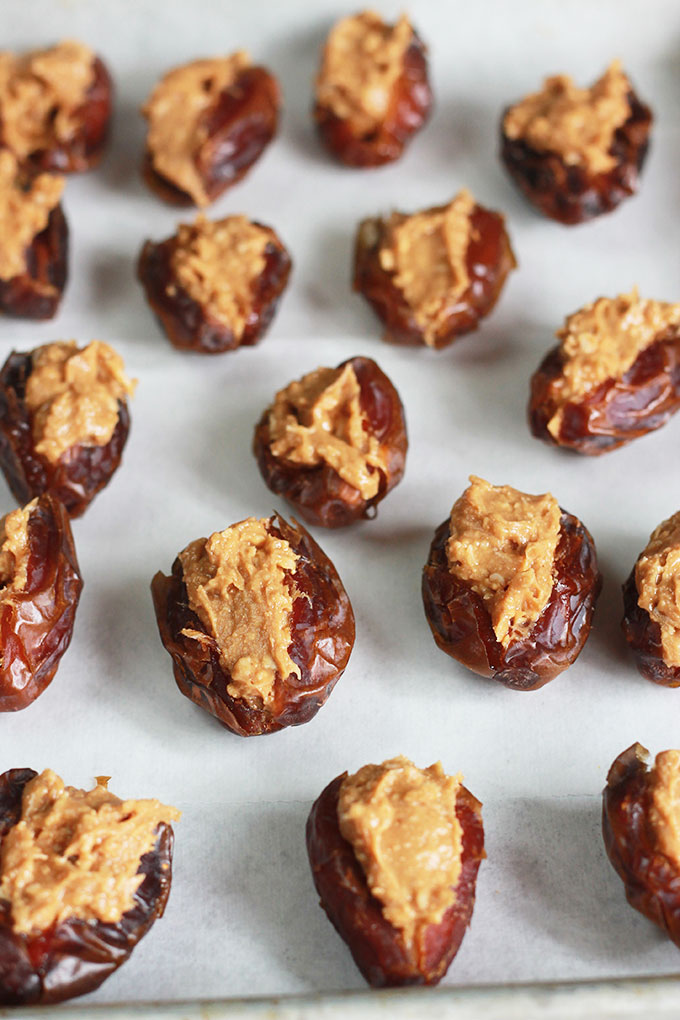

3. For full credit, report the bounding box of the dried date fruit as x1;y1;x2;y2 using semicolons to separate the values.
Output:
0;767;179;1005
141;53;279;206
313;11;432;167
529;290;680;455
151;512;355;736
306;756;484;987
0;494;82;711
0;340;135;518
137;214;291;354
422;476;601;690
253;356;407;528
0;41;112;174
500;61;652;225
354;190;516;347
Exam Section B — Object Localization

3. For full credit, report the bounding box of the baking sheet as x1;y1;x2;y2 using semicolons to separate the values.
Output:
2;0;680;1010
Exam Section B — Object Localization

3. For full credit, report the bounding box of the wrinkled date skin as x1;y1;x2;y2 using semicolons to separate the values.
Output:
306;773;484;987
529;326;680;455
602;744;680;946
354;205;516;348
0;494;82;712
0;349;131;518
622;569;680;687
0;204;68;320
143;66;279;205
422;510;602;690
137;224;291;354
0;768;174;1006
151;513;355;736
500;91;652;225
253;356;408;528
314;30;432;167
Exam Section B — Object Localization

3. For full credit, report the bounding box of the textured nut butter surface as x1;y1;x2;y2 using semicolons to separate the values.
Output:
267;363;385;499
547;290;680;439
171;215;270;337
378;190;475;346
0;151;64;280
179;517;301;707
316;11;412;135
635;512;680;667
25;340;136;464
143;53;250;206
0;769;180;935
338;756;463;948
0;499;35;599
447;476;561;648
647;751;680;869
503;61;631;173
0;40;95;161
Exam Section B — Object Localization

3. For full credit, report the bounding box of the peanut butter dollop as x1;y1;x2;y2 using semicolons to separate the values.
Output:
648;751;680;868
635;512;680;667
0;499;36;601
0;151;64;281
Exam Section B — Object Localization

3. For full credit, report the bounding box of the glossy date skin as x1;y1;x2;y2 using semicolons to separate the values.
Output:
314;30;432;167
0;768;174;1006
306;773;484;987
0;203;68;320
253;356;408;528
529;326;680;455
500;91;652;225
353;205;516;347
137;224;291;354
422;510;602;690
143;66;279;205
151;513;355;736
0;348;131;518
621;569;680;688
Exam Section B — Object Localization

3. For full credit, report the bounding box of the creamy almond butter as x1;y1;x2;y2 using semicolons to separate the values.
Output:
635;512;680;667
25;340;136;464
378;190;475;346
447;476;561;648
142;53;250;206
0;769;180;935
338;756;463;947
0;150;64;281
179;517;300;707
648;750;680;868
0;499;36;598
171;215;270;338
546;290;680;439
503;60;631;173
267;363;385;499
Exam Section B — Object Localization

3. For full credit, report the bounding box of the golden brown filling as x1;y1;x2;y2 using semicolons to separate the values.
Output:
316;11;413;135
25;341;136;464
635;512;680;667
0;769;180;935
179;517;300;707
142;52;250;206
338;756;462;947
267;363;384;499
503;60;631;173
378;190;475;346
0;150;64;281
170;215;270;338
0;499;35;602
447;476;561;648
547;289;680;439
648;750;680;868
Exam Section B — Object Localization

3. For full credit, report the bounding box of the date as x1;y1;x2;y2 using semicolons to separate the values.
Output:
0;203;68;321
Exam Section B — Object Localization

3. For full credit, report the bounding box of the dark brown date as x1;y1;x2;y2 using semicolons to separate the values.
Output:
354;204;516;348
253;356;408;528
0;204;68;320
151;513;355;736
306;773;484;987
0;768;174;1006
622;568;680;687
422;510;602;690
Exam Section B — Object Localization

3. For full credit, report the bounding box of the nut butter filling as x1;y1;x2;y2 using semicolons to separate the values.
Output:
648;750;680;869
316;11;413;136
267;363;385;499
0;499;36;601
0;150;64;281
503;60;631;173
179;517;301;707
447;476;561;648
0;40;95;160
142;52;251;206
0;768;180;935
378;190;476;346
338;756;463;947
25;341;136;464
547;289;680;439
635;512;680;667
170;215;270;338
